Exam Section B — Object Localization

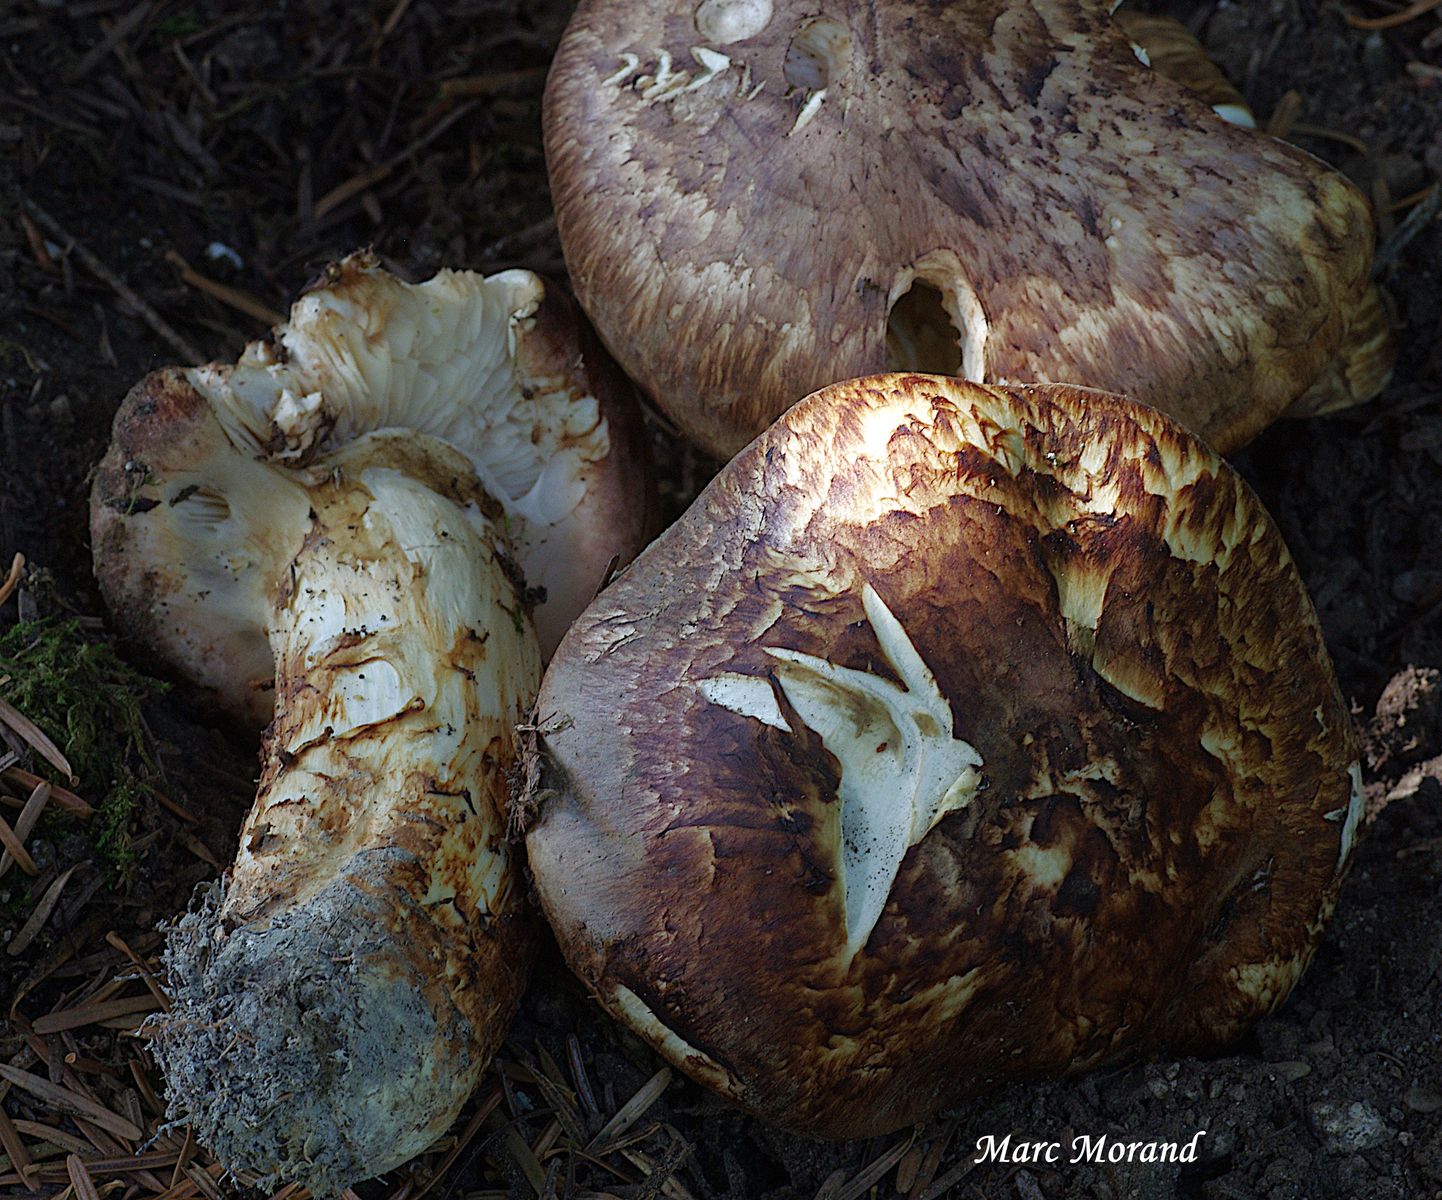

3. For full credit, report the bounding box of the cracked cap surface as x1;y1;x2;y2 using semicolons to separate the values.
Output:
523;373;1360;1137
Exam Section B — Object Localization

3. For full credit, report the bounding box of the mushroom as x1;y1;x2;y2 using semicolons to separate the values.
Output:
544;0;1393;460
89;254;652;1191
521;373;1362;1137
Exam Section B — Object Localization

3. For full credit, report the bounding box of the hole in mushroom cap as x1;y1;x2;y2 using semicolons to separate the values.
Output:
886;281;964;377
783;16;850;91
694;0;772;44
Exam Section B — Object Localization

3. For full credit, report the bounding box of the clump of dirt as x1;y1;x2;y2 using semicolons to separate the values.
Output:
0;0;1438;1198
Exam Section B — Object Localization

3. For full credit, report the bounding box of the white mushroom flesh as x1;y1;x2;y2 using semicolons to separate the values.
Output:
702;583;982;956
189;266;612;587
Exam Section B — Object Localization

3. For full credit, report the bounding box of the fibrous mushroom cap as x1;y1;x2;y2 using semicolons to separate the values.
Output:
546;0;1389;459
524;373;1361;1136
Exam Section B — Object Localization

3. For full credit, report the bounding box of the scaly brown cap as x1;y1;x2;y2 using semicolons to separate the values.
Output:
546;0;1392;459
524;374;1362;1137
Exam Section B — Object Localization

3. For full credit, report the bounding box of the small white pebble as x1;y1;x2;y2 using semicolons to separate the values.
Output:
206;241;245;270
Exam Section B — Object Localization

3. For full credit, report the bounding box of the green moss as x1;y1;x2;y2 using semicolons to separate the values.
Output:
0;619;167;884
155;11;205;41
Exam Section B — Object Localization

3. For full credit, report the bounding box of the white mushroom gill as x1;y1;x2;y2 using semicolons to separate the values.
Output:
700;584;982;957
187;266;610;535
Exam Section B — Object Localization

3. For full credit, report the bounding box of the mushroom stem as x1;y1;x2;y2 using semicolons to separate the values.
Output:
92;255;654;1194
153;435;540;1195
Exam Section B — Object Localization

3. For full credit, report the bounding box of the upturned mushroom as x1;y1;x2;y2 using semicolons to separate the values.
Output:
90;254;651;1192
521;373;1362;1137
545;0;1393;460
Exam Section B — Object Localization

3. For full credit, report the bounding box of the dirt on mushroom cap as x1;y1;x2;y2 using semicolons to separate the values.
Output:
523;374;1360;1138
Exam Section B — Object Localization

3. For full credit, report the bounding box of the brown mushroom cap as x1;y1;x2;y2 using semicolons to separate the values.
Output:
545;0;1392;460
523;374;1361;1137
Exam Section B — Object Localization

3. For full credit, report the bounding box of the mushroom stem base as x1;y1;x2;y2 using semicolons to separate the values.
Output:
154;876;480;1196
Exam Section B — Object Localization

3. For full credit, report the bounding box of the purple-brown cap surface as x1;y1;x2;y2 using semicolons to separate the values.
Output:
545;0;1392;460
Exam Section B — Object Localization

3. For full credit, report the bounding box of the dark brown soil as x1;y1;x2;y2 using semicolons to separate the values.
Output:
0;2;1439;1199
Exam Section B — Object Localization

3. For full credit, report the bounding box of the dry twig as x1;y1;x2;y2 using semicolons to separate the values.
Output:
163;251;283;328
1345;0;1442;29
0;781;52;880
15;198;204;364
0;555;25;607
0;696;74;783
8;864;83;958
0;1064;142;1142
1;768;91;818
